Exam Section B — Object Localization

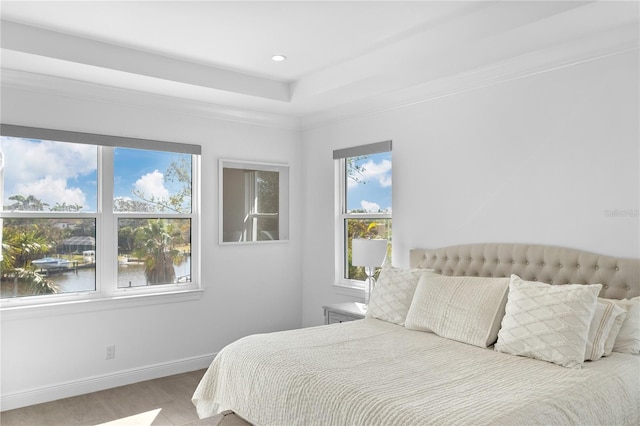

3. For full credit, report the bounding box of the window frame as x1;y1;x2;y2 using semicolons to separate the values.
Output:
219;159;289;244
333;141;392;293
0;125;202;312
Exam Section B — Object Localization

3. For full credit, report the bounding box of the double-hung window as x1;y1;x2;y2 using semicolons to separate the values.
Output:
0;125;200;307
334;141;392;288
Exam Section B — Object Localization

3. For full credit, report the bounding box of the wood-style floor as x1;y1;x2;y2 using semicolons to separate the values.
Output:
0;369;235;426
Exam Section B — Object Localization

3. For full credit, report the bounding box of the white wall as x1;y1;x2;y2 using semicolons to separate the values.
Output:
301;50;639;327
0;83;303;409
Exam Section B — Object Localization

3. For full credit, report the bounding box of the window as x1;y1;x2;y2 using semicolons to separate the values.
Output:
334;141;392;287
0;125;200;306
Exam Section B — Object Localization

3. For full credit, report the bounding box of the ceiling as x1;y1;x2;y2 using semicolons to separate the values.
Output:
1;1;638;127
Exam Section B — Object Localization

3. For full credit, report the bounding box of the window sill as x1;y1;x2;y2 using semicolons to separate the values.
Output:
0;288;204;321
332;282;366;300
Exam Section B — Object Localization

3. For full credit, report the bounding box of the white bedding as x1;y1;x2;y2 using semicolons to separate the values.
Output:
192;318;640;425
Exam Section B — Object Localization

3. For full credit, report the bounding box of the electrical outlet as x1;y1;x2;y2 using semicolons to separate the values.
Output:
106;345;116;360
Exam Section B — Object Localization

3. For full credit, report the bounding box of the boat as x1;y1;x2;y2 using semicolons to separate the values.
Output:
32;257;71;268
83;250;95;263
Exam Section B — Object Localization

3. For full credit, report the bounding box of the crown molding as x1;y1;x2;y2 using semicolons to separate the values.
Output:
300;23;639;131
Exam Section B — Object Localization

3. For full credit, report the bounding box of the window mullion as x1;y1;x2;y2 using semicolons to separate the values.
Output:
99;146;115;297
335;158;347;284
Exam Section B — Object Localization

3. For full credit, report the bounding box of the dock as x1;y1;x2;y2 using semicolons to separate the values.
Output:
37;262;95;276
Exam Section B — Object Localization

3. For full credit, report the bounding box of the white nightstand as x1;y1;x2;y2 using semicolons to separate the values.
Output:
323;302;366;324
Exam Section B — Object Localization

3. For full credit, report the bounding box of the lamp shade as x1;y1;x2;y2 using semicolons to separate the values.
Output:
351;239;388;267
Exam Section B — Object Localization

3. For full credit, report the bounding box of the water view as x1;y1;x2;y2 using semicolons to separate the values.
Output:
56;257;191;292
0;257;191;298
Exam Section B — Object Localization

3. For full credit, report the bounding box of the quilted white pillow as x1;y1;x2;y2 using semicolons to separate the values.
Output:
405;272;510;348
495;275;601;369
365;265;427;326
584;299;626;361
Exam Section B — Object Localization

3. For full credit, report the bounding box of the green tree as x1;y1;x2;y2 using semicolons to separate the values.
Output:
8;194;49;211
2;226;51;268
7;268;58;295
346;156;368;185
114;198;155;213
134;219;181;285
50;202;83;212
118;225;137;253
1;224;57;295
131;158;191;213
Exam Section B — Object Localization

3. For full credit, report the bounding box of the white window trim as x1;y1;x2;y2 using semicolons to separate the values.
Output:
333;144;392;294
218;159;289;245
0;125;202;313
0;289;204;321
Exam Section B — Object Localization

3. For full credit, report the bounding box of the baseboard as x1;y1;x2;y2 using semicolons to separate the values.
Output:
0;352;217;412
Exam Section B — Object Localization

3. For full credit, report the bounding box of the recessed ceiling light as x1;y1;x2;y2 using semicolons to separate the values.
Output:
271;55;287;62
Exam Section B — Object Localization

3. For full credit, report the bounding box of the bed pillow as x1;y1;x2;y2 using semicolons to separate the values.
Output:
495;275;601;368
405;272;510;348
365;264;427;326
611;297;640;354
584;299;626;361
600;299;628;356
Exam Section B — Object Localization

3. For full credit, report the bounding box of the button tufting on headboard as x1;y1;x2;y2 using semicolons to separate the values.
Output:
410;243;640;299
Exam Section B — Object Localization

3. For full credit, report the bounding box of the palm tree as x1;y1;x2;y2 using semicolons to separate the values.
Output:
9;268;59;296
50;202;83;212
8;194;49;211
1;225;57;295
135;219;180;285
3;227;51;269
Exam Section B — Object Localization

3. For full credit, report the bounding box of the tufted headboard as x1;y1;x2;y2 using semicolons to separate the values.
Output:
410;243;639;300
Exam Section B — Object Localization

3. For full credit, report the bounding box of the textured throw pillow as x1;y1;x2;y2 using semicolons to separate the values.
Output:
365;265;427;326
405;272;510;348
601;298;628;357
611;296;640;354
495;275;601;369
584;299;626;361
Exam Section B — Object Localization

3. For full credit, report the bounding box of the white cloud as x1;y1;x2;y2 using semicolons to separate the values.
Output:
2;137;96;183
348;159;392;188
361;200;381;213
378;174;392;188
2;137;95;207
17;176;86;207
134;170;169;199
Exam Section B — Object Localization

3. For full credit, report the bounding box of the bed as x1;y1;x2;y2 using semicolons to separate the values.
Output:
192;243;640;425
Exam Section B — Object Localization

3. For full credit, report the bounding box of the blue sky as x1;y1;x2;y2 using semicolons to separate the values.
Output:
1;135;384;213
1;137;189;212
346;152;392;213
113;147;190;206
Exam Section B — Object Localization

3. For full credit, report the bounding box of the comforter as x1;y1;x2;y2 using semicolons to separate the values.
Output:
192;318;639;425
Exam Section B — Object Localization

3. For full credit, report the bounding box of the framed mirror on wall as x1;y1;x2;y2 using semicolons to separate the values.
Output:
219;159;289;244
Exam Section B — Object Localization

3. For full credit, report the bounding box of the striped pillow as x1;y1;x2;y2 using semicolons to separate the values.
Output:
405;272;510;347
584;299;626;361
